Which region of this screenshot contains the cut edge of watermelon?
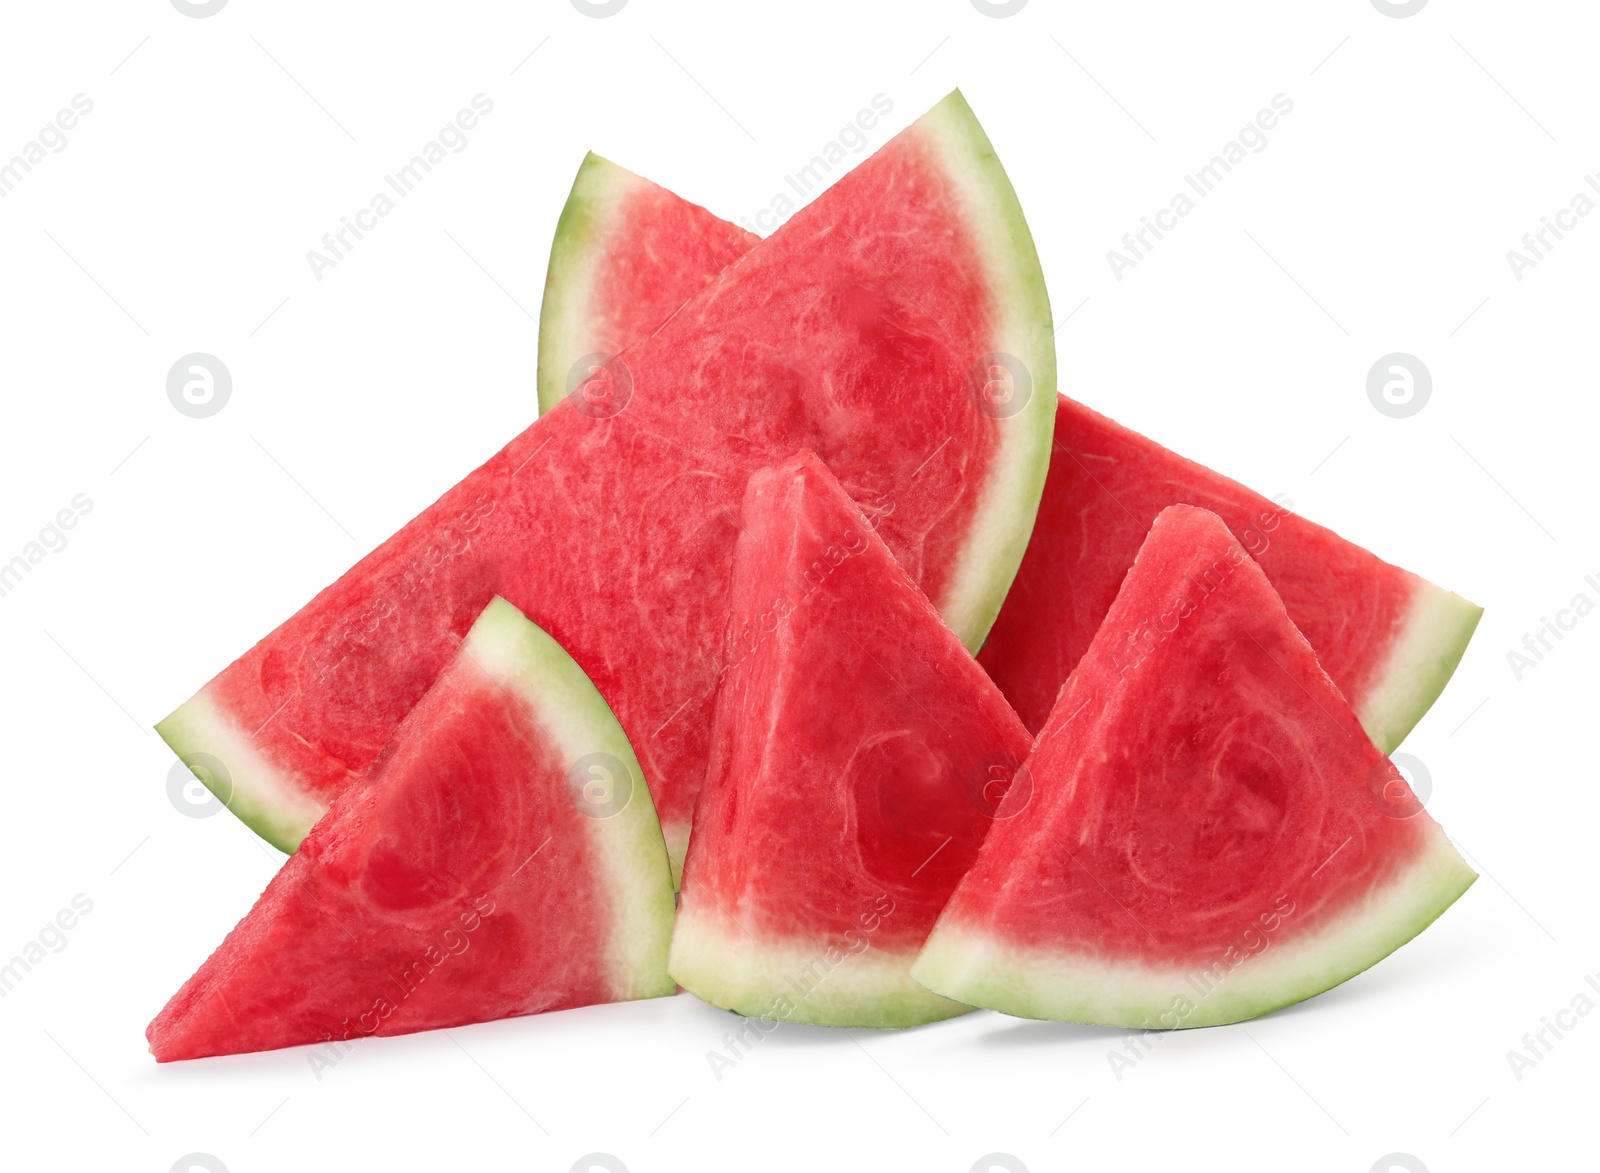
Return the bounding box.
[670,908,972,1029]
[155,690,326,855]
[464,597,678,996]
[1358,581,1483,754]
[909,90,1056,650]
[536,152,638,417]
[911,826,1476,1029]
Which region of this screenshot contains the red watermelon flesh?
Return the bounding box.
[530,169,1478,755]
[913,505,1476,1029]
[978,397,1481,751]
[148,598,675,1062]
[156,91,1058,871]
[669,451,1034,1028]
[536,154,758,415]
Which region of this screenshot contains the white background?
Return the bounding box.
[0,1,1593,1170]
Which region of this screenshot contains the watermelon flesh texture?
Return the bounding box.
[670,451,1034,1028]
[536,153,758,417]
[156,90,1057,872]
[979,397,1481,751]
[912,505,1476,1029]
[532,171,1479,757]
[148,598,676,1062]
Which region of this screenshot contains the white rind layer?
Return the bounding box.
[911,828,1476,1029]
[661,826,689,889]
[1357,578,1483,754]
[669,905,972,1029]
[915,91,1056,651]
[155,688,329,855]
[464,597,676,1000]
[536,153,645,418]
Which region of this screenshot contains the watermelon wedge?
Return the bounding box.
[157,91,1057,871]
[977,398,1482,751]
[670,451,1033,1028]
[148,598,675,1062]
[536,153,758,416]
[912,506,1476,1029]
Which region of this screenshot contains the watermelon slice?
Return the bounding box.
[536,153,758,416]
[156,91,1057,870]
[148,598,675,1061]
[977,398,1482,751]
[912,505,1476,1029]
[669,451,1034,1028]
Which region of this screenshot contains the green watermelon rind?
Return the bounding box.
[462,597,678,1000]
[914,90,1057,651]
[156,692,326,855]
[536,151,641,418]
[669,909,973,1029]
[910,829,1476,1030]
[1360,581,1484,754]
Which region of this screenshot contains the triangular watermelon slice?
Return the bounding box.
[157,91,1057,874]
[536,153,757,415]
[148,598,675,1061]
[978,397,1482,751]
[669,451,1034,1028]
[912,505,1476,1029]
[532,176,1480,755]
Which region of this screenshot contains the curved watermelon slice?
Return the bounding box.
[537,153,758,417]
[912,506,1476,1029]
[670,452,1033,1028]
[148,598,675,1062]
[156,91,1057,871]
[977,398,1482,751]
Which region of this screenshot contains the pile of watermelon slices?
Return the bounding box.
[148,91,1482,1061]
